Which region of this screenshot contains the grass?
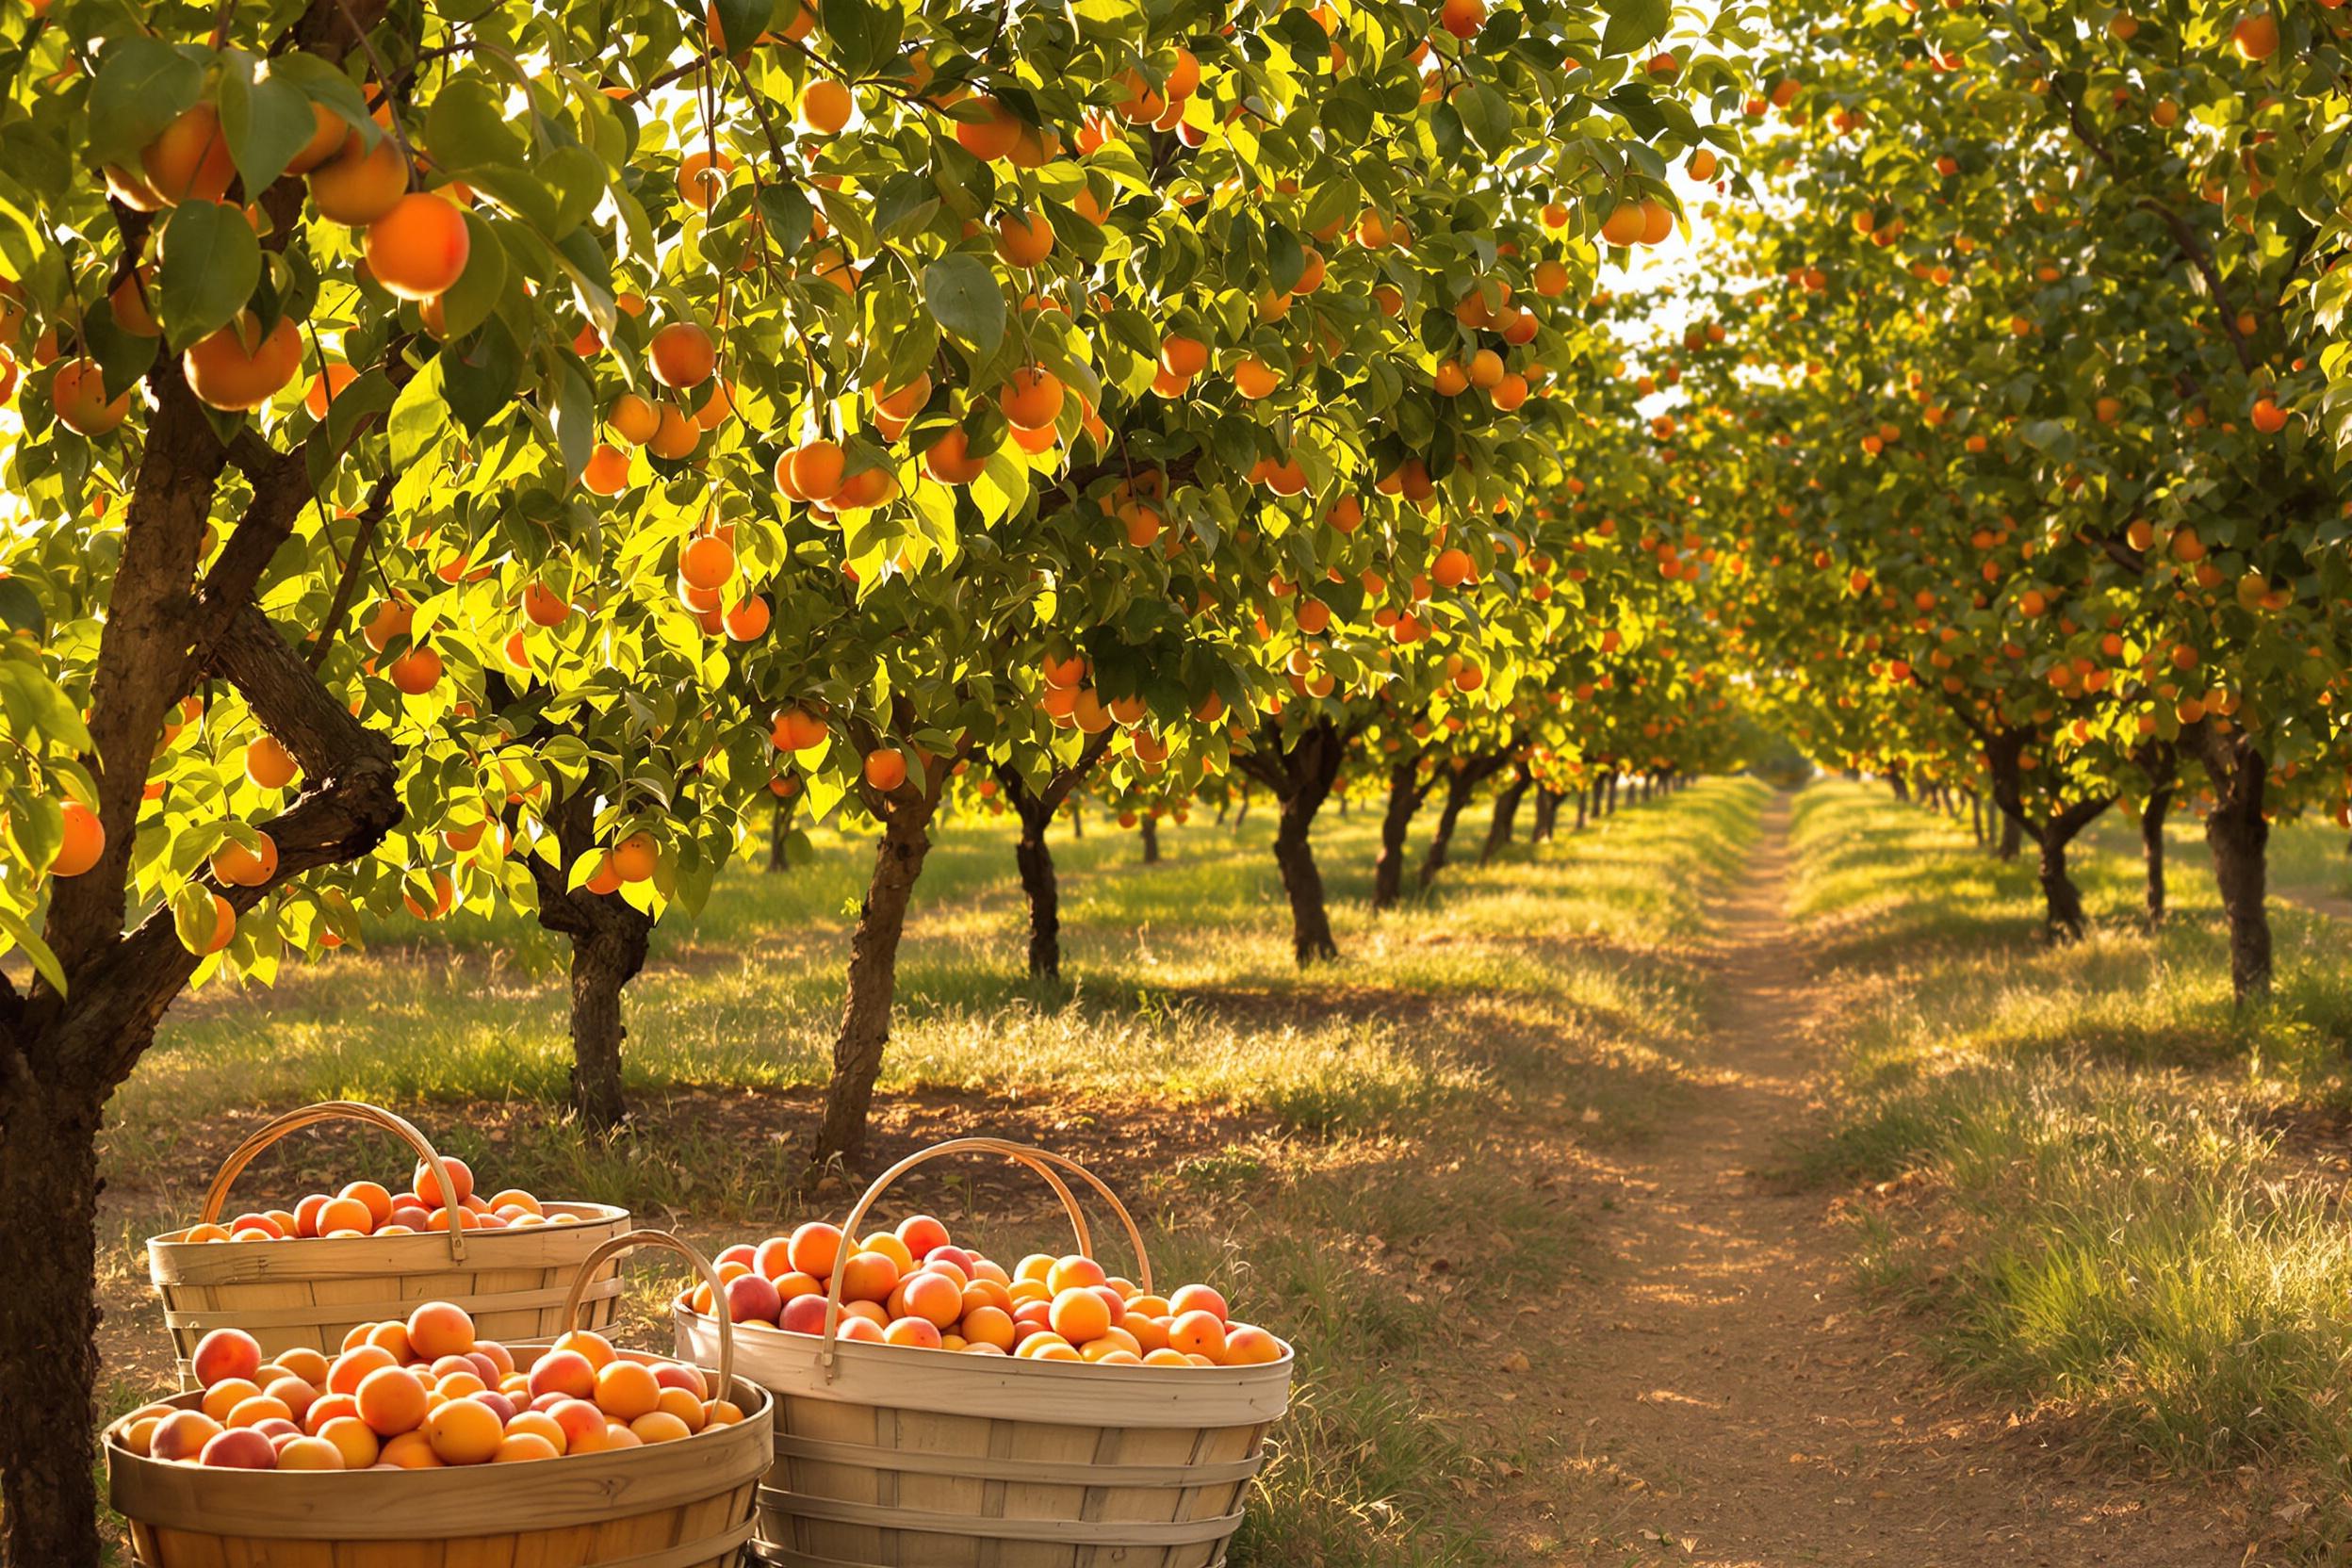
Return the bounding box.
[91,776,1770,1567]
[1788,779,2352,1559]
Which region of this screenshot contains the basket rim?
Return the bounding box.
[674,1300,1294,1428]
[106,1345,774,1539]
[145,1199,633,1252]
[674,1299,1296,1380]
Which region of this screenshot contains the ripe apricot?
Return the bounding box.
[140,105,236,205]
[365,193,470,300]
[648,321,716,388]
[595,1360,662,1422]
[999,366,1065,429]
[953,97,1023,160]
[407,1301,476,1360]
[354,1365,429,1436]
[863,747,908,792]
[413,1155,474,1208]
[50,800,104,877]
[53,357,131,435]
[1233,358,1280,399]
[1167,1309,1227,1361]
[649,401,700,457]
[583,442,633,495]
[995,210,1054,268]
[184,313,302,412]
[677,147,734,210]
[800,79,853,134]
[610,831,658,883]
[923,427,988,484]
[680,533,738,591]
[388,645,442,694]
[608,392,662,445]
[309,131,408,225]
[209,831,277,889]
[317,1415,380,1467]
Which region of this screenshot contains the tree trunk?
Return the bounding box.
[1889,768,1910,803]
[1274,789,1339,961]
[1139,813,1160,863]
[2140,790,2171,927]
[1371,760,1423,912]
[566,919,649,1130]
[1969,792,1984,846]
[1576,790,1589,832]
[2038,833,2086,941]
[0,1073,110,1568]
[1238,718,1353,963]
[768,792,796,872]
[1069,800,1083,839]
[1997,811,2021,860]
[1232,788,1248,832]
[1013,802,1059,981]
[1418,775,1476,892]
[1532,787,1560,842]
[528,784,657,1132]
[1480,767,1533,864]
[1606,772,1620,814]
[2191,725,2273,1004]
[815,793,940,1165]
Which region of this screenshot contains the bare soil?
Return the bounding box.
[1443,794,2248,1567]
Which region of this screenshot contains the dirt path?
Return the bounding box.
[1486,793,2243,1567]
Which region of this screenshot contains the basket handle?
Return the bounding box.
[817,1136,1153,1376]
[197,1100,469,1263]
[561,1228,735,1403]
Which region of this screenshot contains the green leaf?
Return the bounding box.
[0,906,65,996]
[0,659,90,752]
[757,184,815,259]
[1456,82,1511,155]
[423,75,528,173]
[824,0,903,79]
[923,254,1005,356]
[155,201,261,351]
[268,52,376,135]
[433,210,510,342]
[86,38,203,169]
[215,50,318,197]
[389,353,451,472]
[1600,0,1673,57]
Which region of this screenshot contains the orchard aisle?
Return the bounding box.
[1478,793,2235,1567]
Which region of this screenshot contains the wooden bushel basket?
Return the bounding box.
[676,1137,1294,1568]
[147,1100,630,1383]
[110,1228,775,1568]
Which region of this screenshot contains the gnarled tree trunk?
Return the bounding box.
[816,790,942,1165]
[1418,751,1511,893]
[2132,743,2178,928]
[1532,786,1560,842]
[1011,801,1059,979]
[2190,722,2272,1004]
[1370,758,1429,912]
[994,735,1110,984]
[1480,764,1533,864]
[1238,716,1358,963]
[528,785,656,1131]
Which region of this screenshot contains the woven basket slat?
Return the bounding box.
[117,1233,771,1568]
[681,1139,1294,1568]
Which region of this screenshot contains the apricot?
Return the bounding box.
[140,105,236,205]
[998,366,1065,429]
[183,313,302,412]
[594,1360,662,1422]
[365,193,470,300]
[407,1301,476,1360]
[355,1365,428,1436]
[863,747,908,792]
[649,321,716,387]
[209,831,278,889]
[309,130,408,224]
[788,1221,844,1277]
[53,357,130,436]
[800,79,853,134]
[51,800,104,876]
[412,1155,473,1207]
[425,1396,502,1464]
[680,533,737,590]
